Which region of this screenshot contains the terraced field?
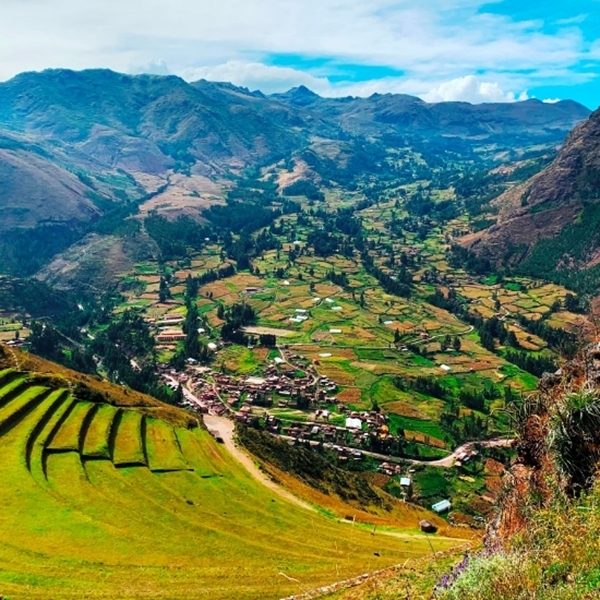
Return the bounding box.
[0,364,468,599]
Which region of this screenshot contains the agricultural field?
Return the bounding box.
[0,351,470,600]
[106,173,586,459]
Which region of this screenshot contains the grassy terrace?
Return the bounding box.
[145,416,189,471]
[82,403,119,458]
[112,409,146,466]
[47,400,95,452]
[0,361,470,599]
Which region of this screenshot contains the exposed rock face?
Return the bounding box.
[462,108,600,265]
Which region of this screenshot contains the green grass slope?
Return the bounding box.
[0,347,468,599]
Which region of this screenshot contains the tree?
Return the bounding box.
[173,384,184,405]
[507,330,520,348]
[479,330,495,352]
[216,304,225,320]
[159,277,171,303]
[440,334,452,352]
[394,329,401,344]
[452,336,462,352]
[185,275,199,301]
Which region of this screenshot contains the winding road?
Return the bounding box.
[269,432,514,468]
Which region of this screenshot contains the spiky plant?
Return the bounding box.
[548,389,600,494]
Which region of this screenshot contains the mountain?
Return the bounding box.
[0,131,99,231]
[461,107,600,294]
[0,69,328,174]
[0,68,591,280]
[271,89,590,140]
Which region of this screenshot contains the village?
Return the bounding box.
[156,348,482,516]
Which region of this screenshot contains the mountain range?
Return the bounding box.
[0,68,592,281]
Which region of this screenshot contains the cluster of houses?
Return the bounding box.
[160,362,459,519]
[213,368,319,408]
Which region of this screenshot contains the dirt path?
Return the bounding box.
[271,432,514,468]
[426,438,513,467]
[203,414,315,512]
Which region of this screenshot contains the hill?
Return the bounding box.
[461,107,600,295]
[0,343,469,599]
[0,69,590,280]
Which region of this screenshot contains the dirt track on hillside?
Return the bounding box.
[203,414,315,512]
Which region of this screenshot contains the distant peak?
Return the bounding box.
[289,85,319,97]
[270,85,321,106]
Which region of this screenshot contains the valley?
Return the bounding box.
[26,133,591,526]
[0,347,470,599]
[0,68,598,599]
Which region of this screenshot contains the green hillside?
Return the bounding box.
[0,350,466,599]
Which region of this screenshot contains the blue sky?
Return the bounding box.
[0,0,598,106]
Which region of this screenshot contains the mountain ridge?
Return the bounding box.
[461,106,600,293]
[0,67,591,279]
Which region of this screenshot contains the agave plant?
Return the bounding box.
[548,389,600,494]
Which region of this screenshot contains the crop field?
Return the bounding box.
[82,403,119,458]
[103,164,591,459]
[0,366,469,600]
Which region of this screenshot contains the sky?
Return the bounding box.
[0,0,599,107]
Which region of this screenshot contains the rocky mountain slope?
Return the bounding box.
[461,107,600,293]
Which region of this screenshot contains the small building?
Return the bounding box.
[156,331,186,343]
[432,499,452,514]
[345,417,362,430]
[400,477,412,488]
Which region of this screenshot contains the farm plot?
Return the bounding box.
[112,410,146,466]
[145,417,189,472]
[47,401,96,452]
[83,404,120,458]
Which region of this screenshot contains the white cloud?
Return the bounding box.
[0,0,597,102]
[543,98,562,104]
[129,59,171,76]
[422,75,529,103]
